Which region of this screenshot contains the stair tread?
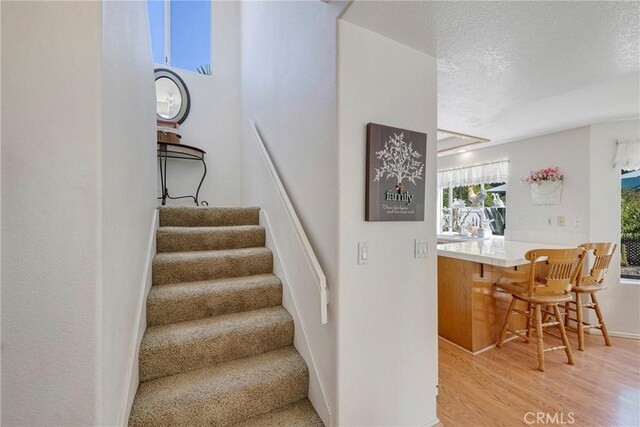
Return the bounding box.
[158,225,264,232]
[159,206,260,211]
[159,206,260,227]
[142,306,292,351]
[147,274,282,325]
[157,225,266,252]
[129,347,308,427]
[152,247,273,285]
[232,399,323,427]
[140,306,294,381]
[154,247,271,261]
[149,273,281,298]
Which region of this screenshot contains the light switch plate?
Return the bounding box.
[358,242,369,265]
[415,239,428,258]
[557,216,565,227]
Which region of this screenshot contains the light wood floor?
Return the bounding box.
[437,333,640,426]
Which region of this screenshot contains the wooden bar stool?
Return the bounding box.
[497,248,585,372]
[564,242,616,351]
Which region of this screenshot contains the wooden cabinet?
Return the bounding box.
[438,256,528,353]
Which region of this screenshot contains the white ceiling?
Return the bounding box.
[342,1,436,56]
[343,1,640,153]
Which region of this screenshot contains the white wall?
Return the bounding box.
[0,1,3,420]
[438,127,591,246]
[101,1,157,425]
[337,20,439,426]
[240,1,349,423]
[589,120,640,336]
[161,1,242,207]
[1,2,103,424]
[241,0,349,293]
[2,1,157,424]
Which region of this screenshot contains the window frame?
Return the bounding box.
[149,0,214,74]
[438,183,507,236]
[620,169,640,282]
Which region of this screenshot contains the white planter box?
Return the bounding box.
[530,180,563,205]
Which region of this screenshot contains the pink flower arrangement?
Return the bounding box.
[521,166,564,185]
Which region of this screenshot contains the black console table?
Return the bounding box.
[157,141,208,206]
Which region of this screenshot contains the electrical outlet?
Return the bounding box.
[414,239,428,258]
[574,216,581,228]
[557,216,565,227]
[358,242,369,265]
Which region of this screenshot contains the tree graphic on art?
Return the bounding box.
[373,132,424,194]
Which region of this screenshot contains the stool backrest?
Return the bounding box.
[578,242,617,285]
[525,248,585,296]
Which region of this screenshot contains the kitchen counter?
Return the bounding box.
[437,237,571,268]
[437,232,491,244]
[437,237,574,353]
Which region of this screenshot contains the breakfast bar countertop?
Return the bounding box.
[437,237,572,267]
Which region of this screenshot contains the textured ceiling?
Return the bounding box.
[343,1,640,151]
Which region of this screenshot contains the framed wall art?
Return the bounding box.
[366,123,427,221]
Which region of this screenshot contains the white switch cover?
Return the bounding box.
[415,239,428,258]
[358,242,369,265]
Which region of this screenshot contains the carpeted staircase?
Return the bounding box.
[129,206,323,426]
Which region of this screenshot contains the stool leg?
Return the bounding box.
[564,301,570,327]
[576,293,584,351]
[591,292,612,347]
[535,304,545,372]
[498,297,516,348]
[526,302,533,341]
[554,304,574,365]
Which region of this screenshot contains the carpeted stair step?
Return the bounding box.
[231,399,323,427]
[157,225,265,253]
[140,306,294,381]
[129,346,309,427]
[153,247,273,285]
[147,274,282,326]
[159,206,260,227]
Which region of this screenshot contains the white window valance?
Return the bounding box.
[614,138,640,171]
[438,160,509,189]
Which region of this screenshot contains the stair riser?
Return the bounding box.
[232,399,323,427]
[129,352,309,427]
[157,228,265,252]
[153,252,273,285]
[159,207,259,227]
[147,281,282,326]
[140,318,294,381]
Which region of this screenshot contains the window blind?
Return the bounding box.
[438,160,509,189]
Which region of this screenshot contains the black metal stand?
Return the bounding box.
[157,142,208,206]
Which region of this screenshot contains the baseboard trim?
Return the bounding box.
[438,335,518,356]
[119,208,158,425]
[609,331,640,339]
[260,210,332,426]
[586,329,640,340]
[425,417,440,427]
